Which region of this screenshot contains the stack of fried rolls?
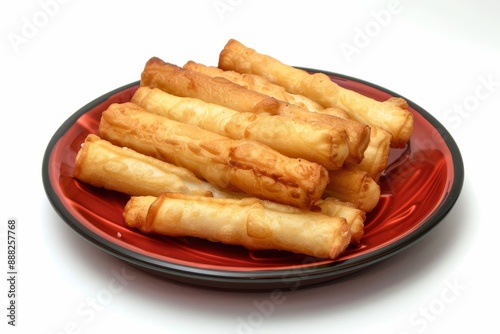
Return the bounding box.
[98,102,329,209]
[218,39,413,149]
[73,39,414,260]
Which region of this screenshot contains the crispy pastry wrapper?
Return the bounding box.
[183,60,325,112]
[141,57,280,115]
[315,197,365,244]
[352,125,392,181]
[182,61,371,165]
[315,104,391,180]
[73,134,241,198]
[98,102,329,209]
[124,193,351,260]
[132,86,348,170]
[218,39,413,148]
[141,57,370,164]
[324,166,381,213]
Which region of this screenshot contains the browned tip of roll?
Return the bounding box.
[123,196,156,232]
[130,86,151,105]
[218,39,241,69]
[345,123,372,165]
[386,97,409,109]
[392,111,414,149]
[72,134,94,179]
[144,56,167,68]
[329,218,351,260]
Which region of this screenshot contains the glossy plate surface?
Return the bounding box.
[42,69,464,290]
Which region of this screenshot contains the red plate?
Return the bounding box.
[42,69,464,290]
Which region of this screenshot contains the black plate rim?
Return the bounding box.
[42,69,464,290]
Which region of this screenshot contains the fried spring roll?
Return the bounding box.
[315,197,365,244]
[72,134,246,198]
[132,86,349,170]
[184,61,356,123]
[141,57,280,115]
[98,102,329,209]
[182,60,370,165]
[73,134,213,197]
[122,195,156,229]
[324,166,381,213]
[218,39,413,148]
[183,60,325,112]
[124,193,351,260]
[141,57,370,164]
[353,126,392,181]
[316,106,392,181]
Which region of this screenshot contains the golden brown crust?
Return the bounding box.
[124,193,351,260]
[131,86,349,170]
[69,44,415,260]
[141,57,282,115]
[315,197,365,244]
[313,106,391,180]
[183,60,325,112]
[73,134,213,197]
[351,125,392,182]
[141,57,370,163]
[218,39,413,148]
[314,110,372,165]
[98,102,329,209]
[123,195,157,232]
[323,165,381,213]
[182,61,373,166]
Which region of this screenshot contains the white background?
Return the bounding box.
[1,0,499,333]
